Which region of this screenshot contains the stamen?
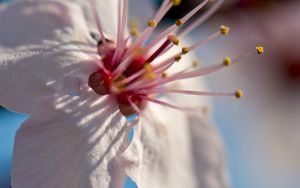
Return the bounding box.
[235,89,244,98]
[182,47,189,54]
[192,59,201,68]
[146,0,210,50]
[112,47,146,77]
[145,37,173,63]
[189,26,228,51]
[143,63,157,80]
[179,0,224,37]
[161,72,168,78]
[256,46,264,55]
[148,20,157,27]
[111,0,128,65]
[220,25,230,35]
[171,0,182,6]
[89,0,107,46]
[223,57,231,66]
[139,88,236,97]
[141,96,198,112]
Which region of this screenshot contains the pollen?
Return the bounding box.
[148,20,157,27]
[220,25,230,35]
[176,19,184,27]
[256,46,264,55]
[235,89,244,98]
[171,0,181,6]
[223,57,232,66]
[182,47,189,54]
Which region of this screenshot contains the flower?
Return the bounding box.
[0,0,257,187]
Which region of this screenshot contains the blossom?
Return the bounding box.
[0,0,254,187]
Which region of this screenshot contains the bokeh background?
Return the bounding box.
[1,0,300,188]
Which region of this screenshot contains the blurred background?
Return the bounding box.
[1,0,300,188]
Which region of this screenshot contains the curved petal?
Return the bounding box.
[122,101,229,188]
[72,0,119,38]
[11,94,131,188]
[0,38,99,113]
[0,0,91,47]
[14,0,119,39]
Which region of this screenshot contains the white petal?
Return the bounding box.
[0,39,99,113]
[11,94,131,188]
[73,0,119,38]
[0,1,91,47]
[14,0,120,39]
[123,101,229,188]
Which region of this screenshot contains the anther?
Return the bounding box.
[130,28,140,37]
[192,60,201,68]
[223,57,232,66]
[171,0,181,6]
[168,34,179,45]
[182,47,189,54]
[148,20,157,27]
[235,89,244,98]
[256,46,264,55]
[176,19,184,27]
[220,25,230,35]
[144,63,156,80]
[161,72,168,78]
[175,54,182,62]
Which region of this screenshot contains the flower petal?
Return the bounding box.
[0,38,99,113]
[0,0,91,47]
[14,0,120,39]
[123,103,229,188]
[11,94,131,188]
[71,0,119,38]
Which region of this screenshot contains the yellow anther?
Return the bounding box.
[192,59,201,68]
[144,63,156,80]
[235,89,244,98]
[161,72,168,78]
[202,106,210,114]
[176,19,183,26]
[223,57,232,66]
[182,47,189,54]
[256,46,264,55]
[148,20,157,27]
[168,34,179,45]
[130,28,140,37]
[171,0,181,6]
[220,25,230,35]
[175,54,182,62]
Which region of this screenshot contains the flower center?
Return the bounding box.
[89,43,151,116]
[87,0,263,117]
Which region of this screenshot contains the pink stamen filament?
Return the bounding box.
[121,0,172,61]
[89,0,107,46]
[146,0,210,50]
[145,39,172,63]
[139,88,235,97]
[141,96,199,112]
[189,31,220,51]
[179,0,224,37]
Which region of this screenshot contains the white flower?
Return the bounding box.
[0,0,237,187]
